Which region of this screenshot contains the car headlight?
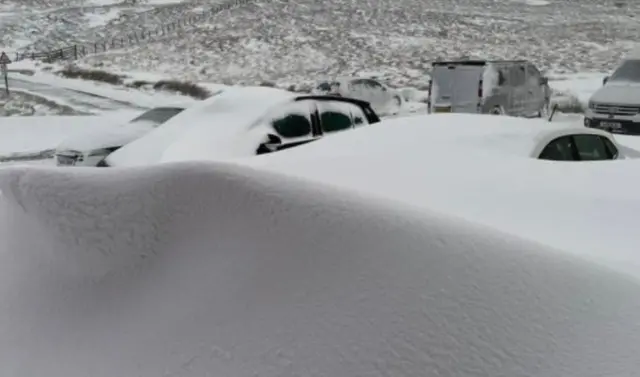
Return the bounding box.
[588,101,595,109]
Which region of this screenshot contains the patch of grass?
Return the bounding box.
[126,80,154,89]
[56,67,125,85]
[152,80,211,99]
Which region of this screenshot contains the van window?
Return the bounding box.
[609,60,640,82]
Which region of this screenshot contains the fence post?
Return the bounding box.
[74,45,78,59]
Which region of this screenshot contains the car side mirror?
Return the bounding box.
[539,77,548,85]
[256,133,282,155]
[603,76,609,85]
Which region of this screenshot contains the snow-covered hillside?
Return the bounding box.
[2,0,638,88]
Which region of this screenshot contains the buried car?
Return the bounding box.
[312,77,404,116]
[101,86,380,167]
[55,105,187,166]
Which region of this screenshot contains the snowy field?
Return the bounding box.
[0,0,636,88]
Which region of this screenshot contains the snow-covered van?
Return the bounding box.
[428,60,550,118]
[585,51,640,135]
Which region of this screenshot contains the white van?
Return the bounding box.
[585,51,640,135]
[428,60,550,118]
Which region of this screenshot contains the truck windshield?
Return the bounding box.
[609,60,640,82]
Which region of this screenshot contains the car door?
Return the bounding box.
[508,64,527,116]
[525,63,545,115]
[316,100,366,135]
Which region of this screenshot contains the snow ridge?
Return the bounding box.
[0,162,639,376]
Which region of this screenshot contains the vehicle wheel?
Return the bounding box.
[489,106,505,115]
[394,95,402,107]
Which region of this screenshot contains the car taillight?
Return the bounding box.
[478,80,483,99]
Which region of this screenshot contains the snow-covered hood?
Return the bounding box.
[590,81,640,105]
[56,120,157,153]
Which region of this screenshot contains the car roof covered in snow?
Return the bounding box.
[105,86,296,167]
[364,114,617,159]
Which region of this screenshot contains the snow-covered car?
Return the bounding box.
[311,77,404,116]
[253,113,636,162]
[100,87,381,167]
[55,106,186,167]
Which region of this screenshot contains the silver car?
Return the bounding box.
[428,60,551,118]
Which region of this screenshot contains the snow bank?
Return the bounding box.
[549,73,607,107]
[244,114,640,277]
[107,86,295,167]
[1,162,640,376]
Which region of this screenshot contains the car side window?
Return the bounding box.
[352,78,383,90]
[317,101,365,133]
[268,101,314,138]
[602,137,619,159]
[539,136,577,160]
[572,134,613,160]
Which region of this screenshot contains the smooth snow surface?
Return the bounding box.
[56,119,157,151]
[0,113,136,157]
[1,162,640,376]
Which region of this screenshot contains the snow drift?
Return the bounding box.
[244,114,640,277]
[1,163,640,376]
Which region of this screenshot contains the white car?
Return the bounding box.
[311,77,404,116]
[101,86,381,167]
[55,106,186,167]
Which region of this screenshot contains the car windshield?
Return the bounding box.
[609,60,640,82]
[130,107,185,124]
[316,81,340,92]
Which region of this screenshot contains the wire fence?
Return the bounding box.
[13,0,254,63]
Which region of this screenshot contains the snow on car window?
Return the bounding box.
[609,60,640,82]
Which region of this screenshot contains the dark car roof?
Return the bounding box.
[432,59,530,66]
[293,95,373,108]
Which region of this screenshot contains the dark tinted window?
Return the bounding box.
[130,107,184,124]
[573,134,613,160]
[351,79,384,89]
[272,114,312,138]
[539,136,576,160]
[320,111,352,132]
[609,60,640,82]
[316,81,340,92]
